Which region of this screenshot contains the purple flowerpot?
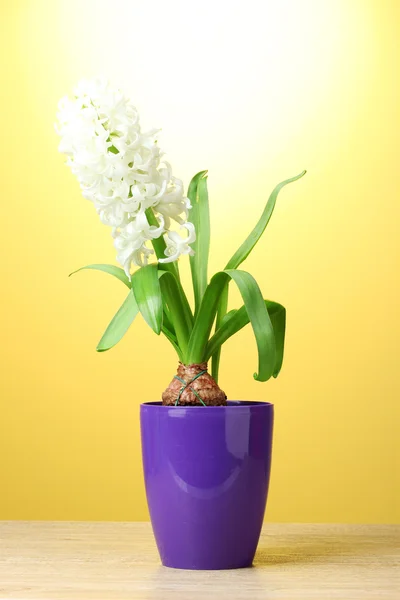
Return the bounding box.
[140,401,274,570]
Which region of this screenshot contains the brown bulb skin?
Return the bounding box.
[162,362,227,406]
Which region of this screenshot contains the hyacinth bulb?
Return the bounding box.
[162,363,227,406]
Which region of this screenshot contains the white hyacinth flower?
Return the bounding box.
[160,222,196,264]
[56,77,195,276]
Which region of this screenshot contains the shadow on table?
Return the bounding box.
[254,528,399,566]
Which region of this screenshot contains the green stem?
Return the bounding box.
[161,323,184,362]
[159,273,190,359]
[145,209,179,279]
[145,208,194,361]
[211,282,228,383]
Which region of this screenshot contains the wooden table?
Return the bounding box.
[0,522,398,599]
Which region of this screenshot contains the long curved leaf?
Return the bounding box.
[207,305,249,358]
[268,301,286,377]
[225,170,306,269]
[131,264,163,335]
[161,324,184,362]
[161,304,175,335]
[69,264,131,288]
[146,208,194,333]
[96,289,139,352]
[158,269,192,359]
[152,269,184,361]
[188,170,210,316]
[160,308,184,361]
[211,284,228,382]
[206,300,286,377]
[211,170,305,381]
[220,309,238,328]
[187,269,276,382]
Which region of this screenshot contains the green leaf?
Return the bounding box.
[266,301,286,377]
[154,270,185,361]
[211,283,228,382]
[220,309,238,328]
[210,308,238,383]
[225,170,306,270]
[206,300,286,377]
[146,208,194,336]
[69,264,131,288]
[161,305,175,336]
[187,270,276,382]
[96,289,139,352]
[188,170,210,316]
[207,306,248,358]
[161,324,184,363]
[158,269,192,359]
[211,170,305,382]
[131,264,163,335]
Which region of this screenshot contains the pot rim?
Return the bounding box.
[141,400,273,410]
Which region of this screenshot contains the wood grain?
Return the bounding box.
[0,522,398,599]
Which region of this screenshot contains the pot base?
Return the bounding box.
[161,559,254,571]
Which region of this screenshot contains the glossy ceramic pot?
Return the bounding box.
[140,401,274,570]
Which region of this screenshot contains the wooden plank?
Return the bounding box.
[0,522,398,599]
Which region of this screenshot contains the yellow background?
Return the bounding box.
[0,0,399,523]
